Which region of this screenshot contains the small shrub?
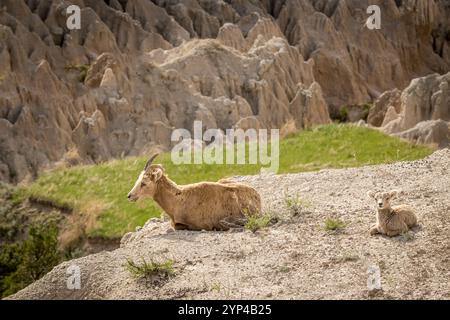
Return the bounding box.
[0,222,60,298]
[324,218,346,231]
[210,282,221,292]
[65,64,90,82]
[245,212,277,233]
[278,265,291,273]
[126,257,174,279]
[333,253,359,264]
[284,193,310,216]
[337,106,349,123]
[362,104,372,121]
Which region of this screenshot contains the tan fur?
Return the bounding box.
[367,190,417,237]
[128,164,261,231]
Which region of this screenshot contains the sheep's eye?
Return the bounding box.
[141,181,147,187]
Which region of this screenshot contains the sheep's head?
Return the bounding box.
[127,154,164,202]
[367,190,398,210]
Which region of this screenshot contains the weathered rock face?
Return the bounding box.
[371,72,450,147]
[393,120,450,148]
[367,89,402,127]
[0,0,449,182]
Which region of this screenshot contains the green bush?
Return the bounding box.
[245,212,277,233]
[0,223,60,298]
[337,106,349,123]
[324,218,346,231]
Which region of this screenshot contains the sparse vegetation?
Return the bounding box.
[65,64,90,82]
[398,231,415,242]
[337,106,349,123]
[332,253,360,263]
[361,104,372,121]
[0,222,61,298]
[335,104,372,122]
[13,125,432,238]
[125,257,175,279]
[278,265,291,273]
[210,282,222,292]
[284,193,310,216]
[245,212,277,233]
[324,218,346,231]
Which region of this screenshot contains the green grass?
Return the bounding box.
[244,212,276,233]
[14,124,432,238]
[324,218,346,231]
[125,258,174,279]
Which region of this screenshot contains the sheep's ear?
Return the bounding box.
[367,190,376,199]
[389,190,398,199]
[151,168,163,182]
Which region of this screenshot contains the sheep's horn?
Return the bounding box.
[144,153,159,171]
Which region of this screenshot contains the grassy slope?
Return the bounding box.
[14,125,432,238]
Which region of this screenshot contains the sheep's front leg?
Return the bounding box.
[370,225,380,236]
[172,221,189,230]
[170,219,187,230]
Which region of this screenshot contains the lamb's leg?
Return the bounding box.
[385,222,408,237]
[385,229,400,237]
[406,214,418,228]
[369,225,380,236]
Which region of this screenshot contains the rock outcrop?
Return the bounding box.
[1,0,449,182]
[369,72,450,147]
[393,120,450,148]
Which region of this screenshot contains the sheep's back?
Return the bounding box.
[393,204,417,227]
[180,182,260,230]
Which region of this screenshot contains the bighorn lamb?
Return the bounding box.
[367,190,417,237]
[127,154,262,231]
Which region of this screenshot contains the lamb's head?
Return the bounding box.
[367,190,398,210]
[127,154,164,202]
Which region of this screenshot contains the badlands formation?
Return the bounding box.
[0,0,449,183]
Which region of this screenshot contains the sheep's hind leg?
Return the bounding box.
[385,229,401,237]
[386,224,407,237]
[370,225,380,236]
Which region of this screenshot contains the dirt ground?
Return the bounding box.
[8,149,450,300]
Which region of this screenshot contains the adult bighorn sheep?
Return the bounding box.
[127,154,262,231]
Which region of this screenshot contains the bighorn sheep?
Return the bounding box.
[367,190,417,237]
[127,154,262,231]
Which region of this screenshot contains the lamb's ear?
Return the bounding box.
[367,190,376,199]
[151,168,163,182]
[389,190,398,199]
